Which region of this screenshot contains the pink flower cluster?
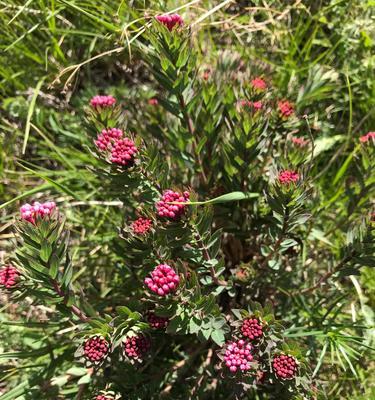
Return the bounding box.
[251,77,267,91]
[156,14,183,31]
[156,190,190,220]
[148,98,158,106]
[272,354,298,380]
[278,100,294,118]
[90,95,116,108]
[278,170,299,185]
[20,201,56,224]
[0,265,20,289]
[144,264,180,296]
[147,312,169,329]
[123,335,151,359]
[224,339,254,373]
[96,396,112,400]
[202,68,211,81]
[131,217,152,235]
[360,131,375,143]
[291,136,309,147]
[94,128,138,166]
[239,100,263,111]
[83,336,110,363]
[241,318,263,340]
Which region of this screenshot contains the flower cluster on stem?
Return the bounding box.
[144,264,180,296]
[123,335,151,360]
[224,339,254,373]
[90,95,116,109]
[94,128,138,166]
[0,264,20,289]
[156,14,183,31]
[20,201,56,224]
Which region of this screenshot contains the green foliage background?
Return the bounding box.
[0,1,374,399]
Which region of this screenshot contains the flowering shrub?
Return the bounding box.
[1,8,374,400]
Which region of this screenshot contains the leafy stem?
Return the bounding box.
[51,279,89,323]
[194,231,228,287]
[177,94,208,185]
[260,206,290,269]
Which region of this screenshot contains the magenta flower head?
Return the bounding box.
[252,101,263,111]
[251,77,267,91]
[144,264,180,296]
[131,217,152,235]
[272,354,298,380]
[96,396,113,400]
[123,334,151,360]
[20,201,57,224]
[94,128,138,167]
[156,13,183,31]
[238,100,263,111]
[202,68,211,81]
[0,264,20,289]
[360,131,375,143]
[147,312,169,329]
[223,339,254,373]
[241,318,263,341]
[90,95,116,109]
[238,99,249,108]
[83,336,110,363]
[278,170,299,185]
[148,98,158,106]
[156,190,189,220]
[291,136,309,147]
[278,100,294,118]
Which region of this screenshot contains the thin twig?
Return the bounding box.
[52,280,89,323]
[195,232,228,286]
[298,254,354,294]
[259,206,289,269]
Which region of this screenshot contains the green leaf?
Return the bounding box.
[66,367,87,377]
[77,374,92,385]
[313,135,345,157]
[332,146,359,185]
[189,317,201,334]
[178,191,259,206]
[49,254,60,279]
[40,241,52,263]
[116,306,132,316]
[211,329,225,346]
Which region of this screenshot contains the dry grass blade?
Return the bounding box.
[22,77,45,154]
